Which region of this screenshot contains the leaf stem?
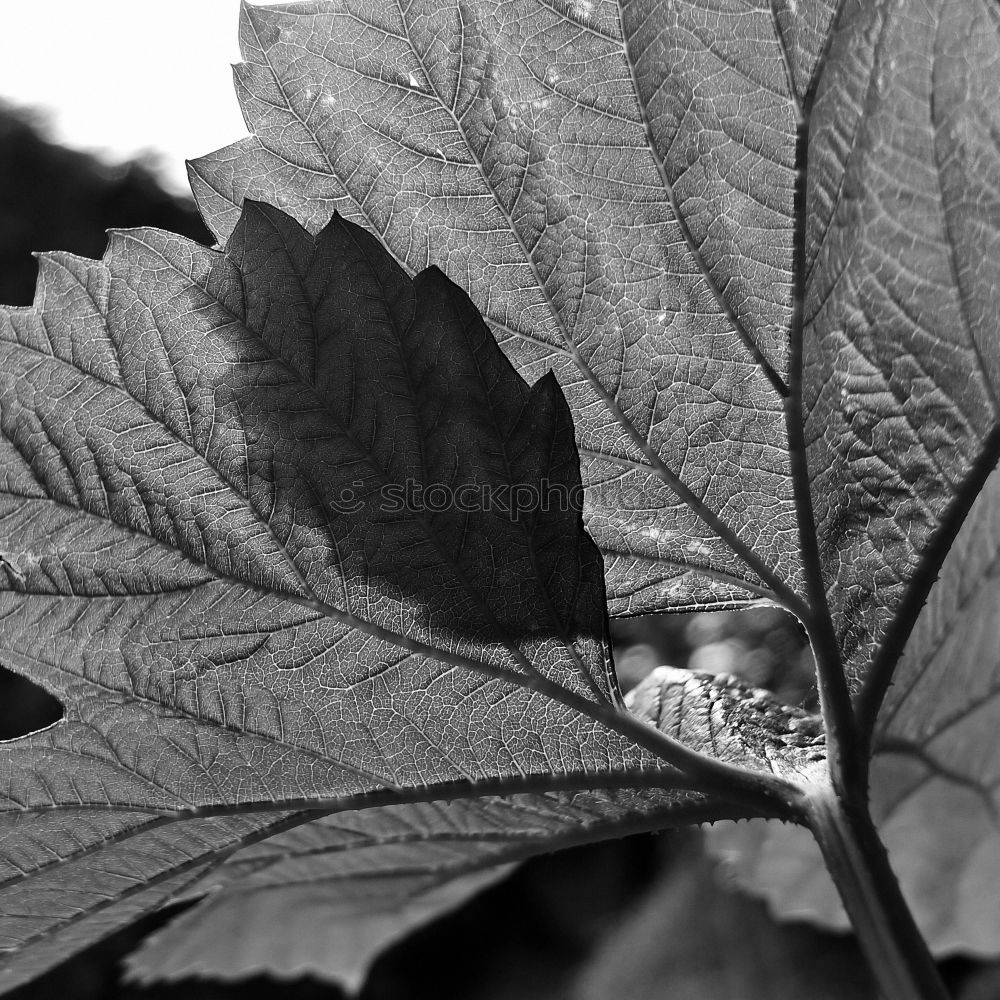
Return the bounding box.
[782,8,866,799]
[804,787,951,1000]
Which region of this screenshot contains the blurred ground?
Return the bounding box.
[0,105,986,1000]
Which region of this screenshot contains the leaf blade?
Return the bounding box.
[0,199,816,983]
[803,0,1000,683]
[0,809,298,993]
[124,791,704,992]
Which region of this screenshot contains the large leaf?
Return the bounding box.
[708,460,1000,956]
[3,0,999,986]
[191,0,1000,690]
[0,202,813,984]
[185,0,1000,965]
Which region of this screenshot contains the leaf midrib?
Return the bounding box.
[0,790,761,963]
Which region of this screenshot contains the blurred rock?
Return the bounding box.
[614,643,661,692]
[684,610,736,647]
[688,638,747,677]
[733,646,776,687]
[610,612,693,666]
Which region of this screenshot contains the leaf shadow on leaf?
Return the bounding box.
[189,198,611,683]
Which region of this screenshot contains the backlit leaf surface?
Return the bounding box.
[0,203,810,985]
[2,0,999,986]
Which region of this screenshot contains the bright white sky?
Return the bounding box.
[0,1,265,196]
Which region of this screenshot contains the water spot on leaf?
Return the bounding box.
[253,17,282,50]
[0,664,63,739]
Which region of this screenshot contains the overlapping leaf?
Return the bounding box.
[191,0,1000,691]
[0,809,297,994]
[0,201,814,984]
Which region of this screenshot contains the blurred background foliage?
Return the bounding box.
[0,103,990,1000]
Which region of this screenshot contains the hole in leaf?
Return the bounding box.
[611,607,815,708]
[0,663,63,739]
